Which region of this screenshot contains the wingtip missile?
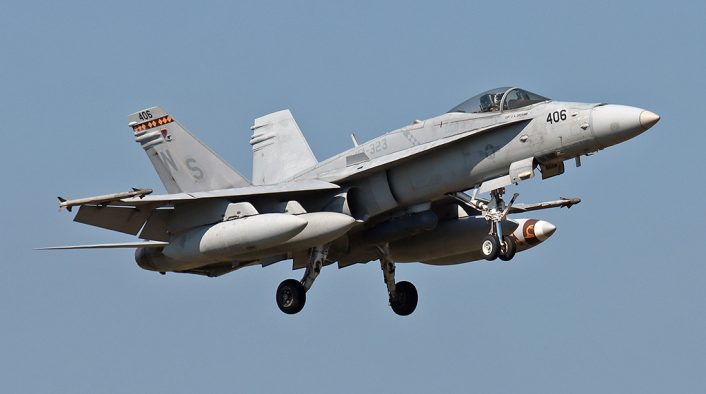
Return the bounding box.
[559,197,581,208]
[58,188,153,211]
[57,196,71,212]
[131,187,152,199]
[509,197,582,213]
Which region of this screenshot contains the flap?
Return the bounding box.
[74,205,153,235]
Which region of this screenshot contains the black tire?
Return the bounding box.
[481,235,500,261]
[390,281,418,316]
[276,279,306,314]
[498,235,517,261]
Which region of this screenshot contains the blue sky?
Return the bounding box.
[1,1,704,393]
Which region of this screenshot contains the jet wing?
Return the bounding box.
[119,179,339,206]
[319,119,530,183]
[58,179,340,210]
[57,179,340,238]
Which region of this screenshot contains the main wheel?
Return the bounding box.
[390,281,418,316]
[498,235,517,261]
[276,279,306,314]
[481,235,500,261]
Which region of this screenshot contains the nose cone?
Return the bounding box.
[640,110,660,129]
[591,105,659,147]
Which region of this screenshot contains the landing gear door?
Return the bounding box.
[509,157,536,184]
[479,157,536,193]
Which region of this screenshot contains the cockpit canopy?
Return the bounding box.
[448,87,549,114]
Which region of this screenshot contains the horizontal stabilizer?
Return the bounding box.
[35,241,168,250]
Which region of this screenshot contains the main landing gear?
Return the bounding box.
[378,244,418,316]
[275,245,329,314]
[275,244,418,316]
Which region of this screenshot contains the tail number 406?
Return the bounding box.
[138,110,153,121]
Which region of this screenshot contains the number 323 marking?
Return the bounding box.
[366,139,388,155]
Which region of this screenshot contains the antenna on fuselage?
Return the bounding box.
[350,133,359,147]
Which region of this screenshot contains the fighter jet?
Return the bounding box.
[41,87,659,315]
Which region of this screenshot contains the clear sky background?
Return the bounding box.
[1,1,704,393]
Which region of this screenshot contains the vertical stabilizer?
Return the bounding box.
[129,107,249,193]
[250,110,318,185]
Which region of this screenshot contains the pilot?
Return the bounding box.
[492,93,503,110]
[480,93,503,112]
[480,94,493,112]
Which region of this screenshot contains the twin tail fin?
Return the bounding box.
[128,107,250,193]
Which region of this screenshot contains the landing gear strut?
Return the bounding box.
[276,245,329,314]
[479,188,518,261]
[378,244,418,316]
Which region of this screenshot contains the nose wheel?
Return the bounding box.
[481,235,500,260]
[452,188,519,262]
[481,189,518,261]
[480,233,516,261]
[498,235,517,261]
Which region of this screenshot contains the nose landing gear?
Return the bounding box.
[453,188,519,262]
[480,188,518,261]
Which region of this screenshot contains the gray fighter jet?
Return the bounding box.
[42,87,659,315]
